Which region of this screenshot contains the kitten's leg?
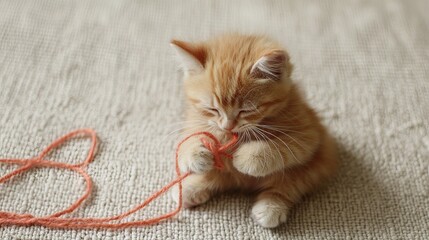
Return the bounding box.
[251,191,290,228]
[173,129,236,207]
[233,141,284,177]
[251,134,338,228]
[171,172,232,208]
[177,136,214,174]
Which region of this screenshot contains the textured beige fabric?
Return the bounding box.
[1,0,428,239]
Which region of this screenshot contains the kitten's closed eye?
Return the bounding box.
[239,109,257,116]
[205,107,220,115]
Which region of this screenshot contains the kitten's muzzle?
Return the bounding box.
[221,119,236,131]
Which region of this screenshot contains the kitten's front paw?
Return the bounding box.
[233,142,277,177]
[251,199,289,228]
[179,144,214,174]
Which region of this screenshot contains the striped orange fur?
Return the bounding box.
[171,33,339,228]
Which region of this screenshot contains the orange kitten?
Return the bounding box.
[170,34,338,228]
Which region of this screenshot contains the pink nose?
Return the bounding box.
[223,120,236,131]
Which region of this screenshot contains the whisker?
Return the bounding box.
[165,123,207,138]
[256,125,314,152]
[254,126,299,164]
[164,120,206,128]
[253,127,283,165]
[248,128,268,171]
[254,126,288,180]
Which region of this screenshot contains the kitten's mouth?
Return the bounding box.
[218,128,235,134]
[214,126,238,135]
[211,122,248,134]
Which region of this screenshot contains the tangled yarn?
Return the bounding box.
[0,129,238,229]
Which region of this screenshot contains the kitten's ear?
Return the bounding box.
[170,40,207,75]
[250,50,288,81]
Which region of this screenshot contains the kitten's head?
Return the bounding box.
[172,34,293,134]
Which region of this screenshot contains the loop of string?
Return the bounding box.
[0,129,238,229]
[200,133,236,170]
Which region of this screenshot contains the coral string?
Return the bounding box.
[0,129,238,229]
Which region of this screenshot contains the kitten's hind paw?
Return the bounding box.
[251,198,289,228]
[171,180,211,208]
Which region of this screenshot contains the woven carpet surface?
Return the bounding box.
[0,0,428,239]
